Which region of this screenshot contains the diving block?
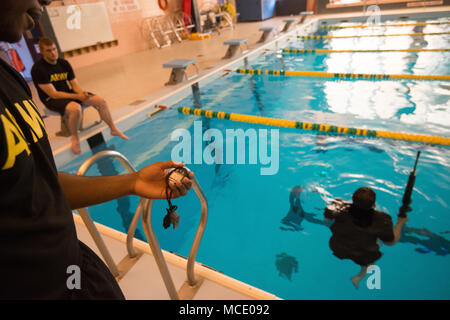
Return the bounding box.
[223,39,248,59]
[163,59,198,85]
[282,18,298,32]
[258,27,275,43]
[299,11,313,24]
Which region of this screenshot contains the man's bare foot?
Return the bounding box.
[71,136,81,154]
[111,129,129,140]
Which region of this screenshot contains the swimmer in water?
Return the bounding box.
[324,187,408,289]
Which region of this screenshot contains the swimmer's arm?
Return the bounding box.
[38,83,84,100]
[383,216,408,246]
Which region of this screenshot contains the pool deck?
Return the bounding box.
[73,214,280,300]
[40,6,449,300]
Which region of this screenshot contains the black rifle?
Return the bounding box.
[399,151,421,218]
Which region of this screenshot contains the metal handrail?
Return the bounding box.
[126,198,145,258]
[142,199,179,299]
[76,150,209,299]
[186,178,208,286]
[142,175,209,289]
[76,151,143,274]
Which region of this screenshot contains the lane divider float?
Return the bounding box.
[235,69,450,81]
[178,107,450,146]
[298,32,450,40]
[320,21,450,29]
[283,48,450,54]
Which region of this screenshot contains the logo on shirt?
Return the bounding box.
[1,99,46,170]
[50,72,68,82]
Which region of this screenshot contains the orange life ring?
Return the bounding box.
[158,0,168,11]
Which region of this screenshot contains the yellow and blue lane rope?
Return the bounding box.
[320,21,450,29]
[235,69,450,81]
[283,48,450,54]
[178,107,450,146]
[298,32,450,39]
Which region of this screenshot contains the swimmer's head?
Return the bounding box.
[39,37,58,64]
[0,1,52,43]
[352,187,376,211]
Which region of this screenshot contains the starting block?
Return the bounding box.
[258,27,275,43]
[223,39,248,59]
[282,18,298,32]
[299,11,314,24]
[43,105,101,137]
[163,59,198,85]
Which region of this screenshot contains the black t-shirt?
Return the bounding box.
[31,58,75,102]
[0,59,80,298]
[324,199,395,266]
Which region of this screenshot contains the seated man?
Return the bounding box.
[324,187,408,288]
[31,37,128,154]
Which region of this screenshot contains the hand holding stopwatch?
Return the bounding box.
[163,167,191,229]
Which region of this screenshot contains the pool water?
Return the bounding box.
[61,18,450,299]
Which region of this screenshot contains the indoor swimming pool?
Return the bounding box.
[60,16,450,299]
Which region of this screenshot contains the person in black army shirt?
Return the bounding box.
[0,0,193,299]
[31,37,128,154]
[324,187,408,288]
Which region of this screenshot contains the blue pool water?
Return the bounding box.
[61,18,450,299]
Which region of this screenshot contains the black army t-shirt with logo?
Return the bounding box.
[31,58,75,102]
[0,58,82,298]
[0,59,125,299]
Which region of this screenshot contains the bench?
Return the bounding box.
[43,105,101,137]
[163,59,199,85]
[223,39,249,59]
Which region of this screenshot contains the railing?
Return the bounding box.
[75,150,208,299]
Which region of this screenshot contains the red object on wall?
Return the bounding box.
[158,0,169,10]
[8,49,25,72]
[182,0,192,28]
[182,0,191,14]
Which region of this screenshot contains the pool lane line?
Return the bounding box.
[283,48,450,54]
[320,21,450,29]
[298,32,450,39]
[235,69,450,81]
[178,107,450,146]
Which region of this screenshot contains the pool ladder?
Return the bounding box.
[76,150,208,300]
